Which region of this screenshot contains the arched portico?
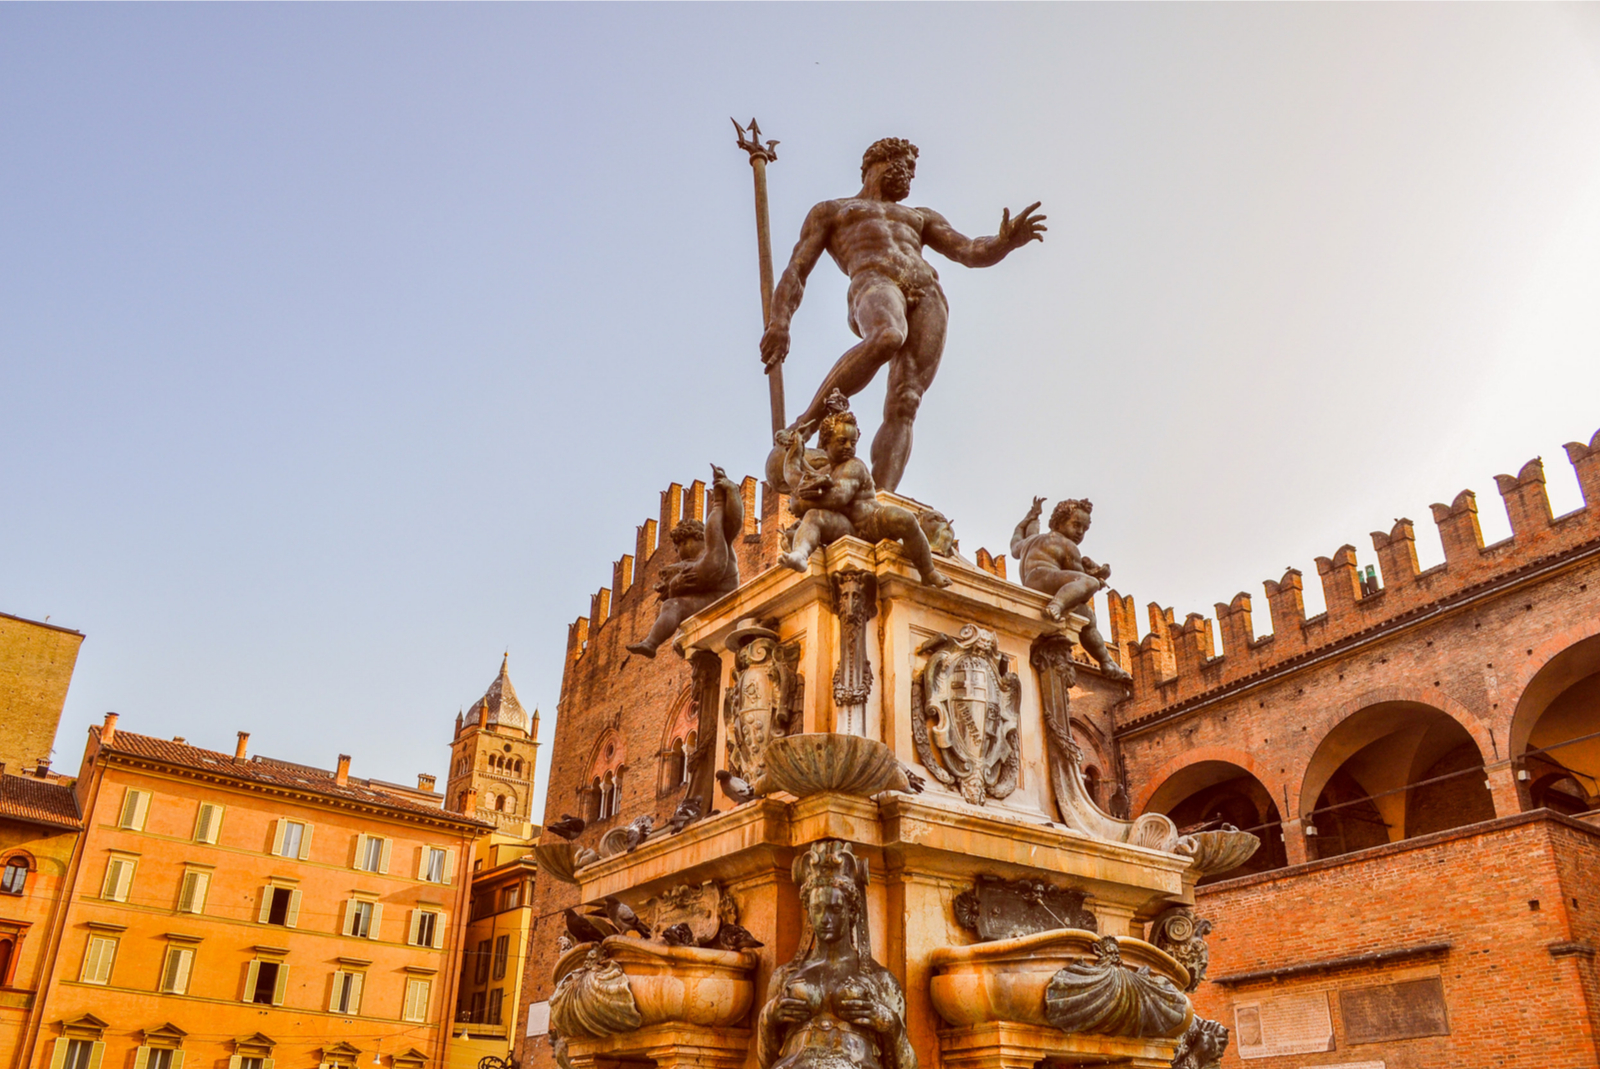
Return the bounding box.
[1508,631,1600,815]
[1139,751,1289,881]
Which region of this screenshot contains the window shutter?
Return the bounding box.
[86,1043,105,1069]
[272,820,287,857]
[228,1057,242,1069]
[196,804,222,844]
[377,838,392,875]
[48,1040,67,1069]
[415,848,428,881]
[342,899,355,936]
[348,971,364,1014]
[367,902,383,940]
[262,1059,274,1069]
[433,910,447,950]
[119,789,141,829]
[185,871,210,914]
[169,1053,185,1069]
[243,961,260,1002]
[272,963,289,1005]
[328,970,345,1012]
[131,790,150,830]
[133,1047,149,1069]
[407,910,421,946]
[79,938,100,982]
[114,859,134,902]
[443,849,456,885]
[286,890,302,928]
[101,860,121,900]
[354,833,369,870]
[178,871,196,913]
[298,823,314,860]
[174,947,194,994]
[257,886,274,924]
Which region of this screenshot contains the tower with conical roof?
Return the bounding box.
[445,654,540,835]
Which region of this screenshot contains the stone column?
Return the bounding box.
[830,568,877,736]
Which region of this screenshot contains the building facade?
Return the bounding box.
[0,613,83,782]
[13,715,490,1069]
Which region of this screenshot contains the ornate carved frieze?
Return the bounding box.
[953,875,1098,942]
[723,619,803,781]
[1149,907,1212,992]
[636,881,739,946]
[1042,936,1192,1039]
[911,625,1021,806]
[830,568,877,735]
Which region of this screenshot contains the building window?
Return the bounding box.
[421,847,450,883]
[401,978,431,1023]
[59,1039,99,1069]
[1,858,28,895]
[100,855,136,902]
[0,937,14,984]
[468,991,485,1023]
[245,960,287,1005]
[238,1058,265,1069]
[345,899,380,939]
[329,969,365,1014]
[137,1049,177,1069]
[80,935,117,985]
[355,834,389,873]
[499,883,521,911]
[600,773,616,820]
[193,803,224,844]
[259,886,301,927]
[272,819,311,859]
[177,869,210,914]
[488,987,504,1025]
[492,934,509,980]
[159,946,194,994]
[409,910,441,948]
[474,939,491,983]
[117,788,151,831]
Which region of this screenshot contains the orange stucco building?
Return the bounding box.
[12,714,491,1069]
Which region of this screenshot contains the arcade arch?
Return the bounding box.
[1143,760,1287,882]
[1510,633,1600,815]
[1299,701,1493,860]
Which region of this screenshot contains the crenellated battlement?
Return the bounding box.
[562,472,779,667]
[1113,428,1600,724]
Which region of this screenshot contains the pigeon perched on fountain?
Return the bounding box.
[546,814,586,840]
[601,895,652,938]
[667,795,703,833]
[659,923,695,947]
[704,922,764,950]
[716,769,757,805]
[564,908,607,945]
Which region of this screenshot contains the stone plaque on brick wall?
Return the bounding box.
[1233,991,1335,1059]
[1339,977,1449,1044]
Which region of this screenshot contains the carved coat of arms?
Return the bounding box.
[911,625,1021,805]
[723,618,803,781]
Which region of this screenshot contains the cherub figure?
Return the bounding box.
[1011,497,1131,682]
[626,465,743,658]
[776,392,950,588]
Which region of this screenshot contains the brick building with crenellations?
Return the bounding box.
[515,427,1600,1069]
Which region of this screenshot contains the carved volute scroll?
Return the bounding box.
[1032,634,1180,851]
[1149,907,1212,993]
[910,625,1021,806]
[723,619,803,782]
[830,568,877,736]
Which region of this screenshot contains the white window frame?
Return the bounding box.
[159,944,195,994]
[193,803,224,844]
[271,819,313,860]
[418,846,454,884]
[328,969,365,1015]
[354,833,390,874]
[50,1038,105,1069]
[101,854,137,903]
[344,898,382,940]
[243,959,289,1006]
[117,788,151,831]
[257,883,302,928]
[407,909,445,949]
[131,1048,183,1069]
[80,935,118,985]
[178,868,211,914]
[401,977,431,1023]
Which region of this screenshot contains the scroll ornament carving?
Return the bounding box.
[1149,907,1211,992]
[1042,936,1193,1039]
[910,625,1021,806]
[1032,634,1180,851]
[723,619,803,781]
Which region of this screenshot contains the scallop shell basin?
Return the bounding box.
[757,733,911,798]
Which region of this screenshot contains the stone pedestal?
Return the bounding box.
[564,530,1214,1069]
[563,1024,752,1069]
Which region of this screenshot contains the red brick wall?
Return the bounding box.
[1192,813,1600,1068]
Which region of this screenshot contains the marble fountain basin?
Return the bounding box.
[554,936,760,1031]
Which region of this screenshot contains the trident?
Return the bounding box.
[732,117,784,434]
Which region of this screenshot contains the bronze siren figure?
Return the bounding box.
[761,137,1046,492]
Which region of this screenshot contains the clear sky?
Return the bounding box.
[5,4,1599,821]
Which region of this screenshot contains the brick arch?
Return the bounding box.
[1504,620,1600,758]
[585,728,626,781]
[1292,687,1496,818]
[1132,745,1288,819]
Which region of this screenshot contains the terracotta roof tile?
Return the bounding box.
[98,729,488,827]
[0,773,82,830]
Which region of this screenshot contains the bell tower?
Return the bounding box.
[445,654,540,835]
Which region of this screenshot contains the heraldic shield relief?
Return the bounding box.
[910,624,1022,806]
[723,618,804,782]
